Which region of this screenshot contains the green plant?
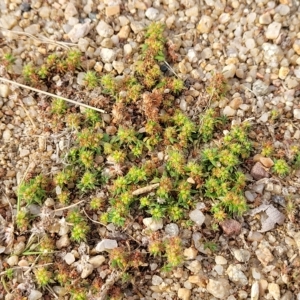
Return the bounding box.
[2,53,16,69]
[204,241,218,252]
[77,171,98,191]
[65,49,82,71]
[83,108,101,125]
[77,128,103,150]
[15,209,29,230]
[206,72,228,101]
[164,237,183,269]
[199,108,216,142]
[18,175,48,205]
[71,222,90,242]
[272,159,290,177]
[79,149,94,169]
[35,267,52,287]
[84,71,99,88]
[51,98,67,115]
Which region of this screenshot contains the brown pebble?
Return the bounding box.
[220,219,242,236]
[259,157,274,168]
[106,125,117,135]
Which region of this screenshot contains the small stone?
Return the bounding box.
[185,6,198,17]
[178,61,188,74]
[293,109,300,120]
[253,80,269,96]
[197,15,213,33]
[188,274,207,287]
[19,149,30,158]
[112,61,125,74]
[259,12,272,25]
[64,253,75,265]
[28,290,42,300]
[219,13,230,24]
[105,125,117,135]
[223,106,236,117]
[96,21,114,38]
[187,260,202,273]
[252,268,261,280]
[68,22,91,43]
[229,97,243,109]
[250,162,269,180]
[178,288,191,300]
[220,219,241,236]
[100,48,117,63]
[81,263,94,278]
[53,286,67,297]
[118,25,131,39]
[3,129,12,141]
[259,157,274,168]
[184,247,198,260]
[145,7,159,20]
[222,64,237,79]
[165,223,179,236]
[189,209,205,226]
[152,275,163,285]
[232,249,251,262]
[245,191,255,202]
[24,24,40,35]
[215,255,227,265]
[248,231,263,242]
[39,6,50,18]
[293,40,300,55]
[255,247,274,266]
[268,283,280,300]
[206,279,230,299]
[64,3,78,20]
[0,84,10,97]
[279,67,290,79]
[88,255,105,268]
[56,235,70,249]
[106,5,120,17]
[227,264,248,285]
[180,99,187,111]
[265,22,282,40]
[0,15,17,29]
[95,239,118,252]
[286,76,299,89]
[143,217,163,231]
[7,255,18,266]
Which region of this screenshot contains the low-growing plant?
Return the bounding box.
[51,98,67,114]
[84,71,99,88]
[35,267,52,287]
[272,159,290,177]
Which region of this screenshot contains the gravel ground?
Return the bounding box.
[1,0,300,299]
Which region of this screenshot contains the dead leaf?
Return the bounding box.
[249,204,285,232]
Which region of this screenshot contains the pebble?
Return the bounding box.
[67,22,91,43]
[220,219,241,236]
[293,40,300,55]
[39,6,50,18]
[245,191,255,202]
[64,252,75,265]
[24,24,40,35]
[232,249,251,263]
[251,281,260,300]
[106,5,120,17]
[189,209,205,226]
[206,279,230,299]
[64,3,78,20]
[293,232,300,250]
[178,288,191,300]
[197,15,213,33]
[268,282,280,300]
[227,264,248,285]
[259,157,274,168]
[250,162,269,180]
[187,260,202,273]
[145,7,159,20]
[152,275,163,285]
[112,61,125,74]
[88,255,106,268]
[96,21,114,38]
[293,109,300,120]
[255,247,274,266]
[56,235,70,249]
[222,65,237,79]
[165,223,179,236]
[28,290,42,300]
[100,48,117,63]
[81,263,94,278]
[143,217,163,231]
[223,105,236,117]
[184,247,198,260]
[3,129,12,141]
[0,84,10,97]
[95,239,118,252]
[118,25,131,39]
[7,255,18,266]
[265,22,282,40]
[215,255,227,265]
